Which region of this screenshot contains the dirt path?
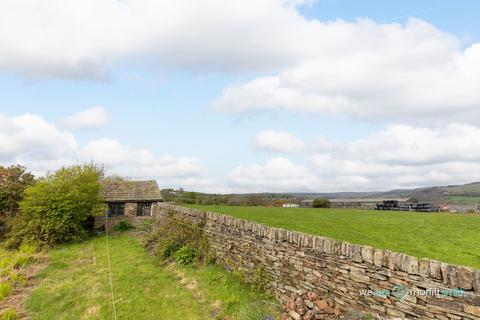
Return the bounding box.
[165,262,227,319]
[0,256,48,319]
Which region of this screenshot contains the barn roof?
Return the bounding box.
[101,180,163,202]
[329,198,415,203]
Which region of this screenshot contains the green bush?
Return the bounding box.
[139,218,153,232]
[252,266,267,291]
[156,239,181,259]
[313,198,330,208]
[146,210,209,263]
[173,245,198,265]
[5,164,104,248]
[114,220,134,232]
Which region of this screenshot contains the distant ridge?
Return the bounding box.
[282,182,480,205]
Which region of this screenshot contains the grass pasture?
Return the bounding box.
[26,234,278,320]
[187,205,480,269]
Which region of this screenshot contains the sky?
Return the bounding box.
[1,0,480,193]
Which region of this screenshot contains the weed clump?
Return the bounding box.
[145,210,209,264]
[0,308,18,320]
[173,245,198,265]
[114,220,134,232]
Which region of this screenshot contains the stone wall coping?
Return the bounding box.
[158,203,480,293]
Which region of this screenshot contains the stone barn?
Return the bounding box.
[94,180,163,230]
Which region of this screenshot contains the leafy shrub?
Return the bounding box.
[173,245,198,265]
[0,308,18,320]
[114,220,134,232]
[146,210,209,263]
[313,198,330,208]
[156,239,181,259]
[252,266,267,291]
[139,218,153,232]
[5,164,104,248]
[232,269,247,283]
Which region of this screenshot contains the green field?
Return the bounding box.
[447,196,480,205]
[187,205,480,269]
[26,234,278,320]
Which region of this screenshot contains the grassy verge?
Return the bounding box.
[187,205,480,269]
[26,234,279,319]
[175,264,279,320]
[0,245,38,319]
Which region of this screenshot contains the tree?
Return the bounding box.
[5,164,104,248]
[0,165,35,219]
[313,198,330,208]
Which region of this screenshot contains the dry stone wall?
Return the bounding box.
[154,203,480,319]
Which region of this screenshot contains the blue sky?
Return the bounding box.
[1,0,480,193]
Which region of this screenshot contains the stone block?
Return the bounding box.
[440,263,449,284]
[430,260,442,279]
[447,265,458,287]
[351,245,362,263]
[361,246,374,264]
[418,258,430,277]
[382,251,395,270]
[404,255,419,274]
[464,305,480,317]
[373,249,383,267]
[457,266,474,290]
[474,270,480,293]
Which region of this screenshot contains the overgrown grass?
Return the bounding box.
[179,264,279,320]
[187,205,480,269]
[26,235,279,319]
[0,245,37,318]
[0,308,18,320]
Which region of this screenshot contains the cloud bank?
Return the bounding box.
[58,106,111,129]
[229,124,480,192]
[0,110,207,189]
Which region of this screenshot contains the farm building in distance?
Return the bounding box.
[330,198,417,210]
[299,199,314,207]
[282,203,299,208]
[300,198,417,210]
[94,179,163,229]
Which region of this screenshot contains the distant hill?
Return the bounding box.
[163,182,480,206]
[285,182,480,205]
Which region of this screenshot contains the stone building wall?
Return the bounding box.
[125,202,138,216]
[93,201,158,230]
[154,203,480,319]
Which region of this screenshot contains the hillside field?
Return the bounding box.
[187,205,480,269]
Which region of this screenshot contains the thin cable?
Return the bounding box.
[105,213,118,320]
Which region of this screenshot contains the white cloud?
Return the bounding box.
[227,124,480,192]
[0,113,77,165]
[254,129,305,153]
[228,157,319,192]
[0,112,207,189]
[80,138,207,180]
[3,111,480,193]
[0,0,321,78]
[3,1,480,126]
[213,18,480,124]
[58,106,110,129]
